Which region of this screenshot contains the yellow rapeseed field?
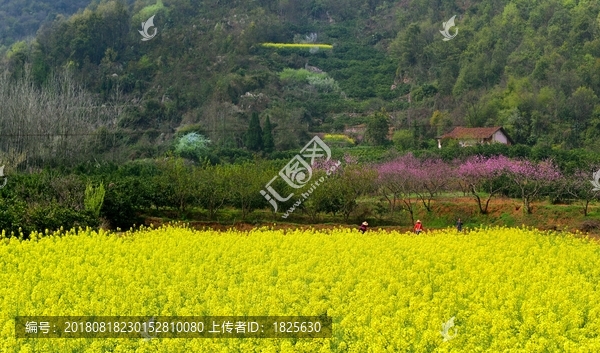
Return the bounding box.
[3,225,600,352]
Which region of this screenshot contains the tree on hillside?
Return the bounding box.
[0,69,113,169]
[392,129,413,151]
[262,116,274,153]
[365,110,390,146]
[566,87,598,148]
[174,132,210,161]
[245,112,263,151]
[429,110,452,137]
[37,0,130,68]
[391,23,425,75]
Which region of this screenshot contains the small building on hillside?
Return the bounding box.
[344,124,367,143]
[343,123,394,143]
[437,126,513,148]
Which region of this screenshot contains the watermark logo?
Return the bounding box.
[139,15,157,41]
[440,15,458,41]
[591,169,600,191]
[440,316,457,342]
[0,165,7,188]
[260,136,340,216]
[306,33,320,54]
[280,156,313,188]
[140,316,157,341]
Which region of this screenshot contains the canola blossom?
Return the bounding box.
[261,43,333,49]
[3,225,600,352]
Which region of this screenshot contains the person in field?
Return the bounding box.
[414,220,423,234]
[456,218,463,232]
[359,221,368,234]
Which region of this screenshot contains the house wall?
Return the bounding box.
[344,125,367,142]
[459,139,479,147]
[492,131,509,144]
[438,129,512,148]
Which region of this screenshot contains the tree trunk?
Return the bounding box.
[523,198,532,214]
[519,186,532,214]
[419,194,433,212]
[470,185,486,214]
[402,199,415,225]
[483,190,499,214]
[382,192,394,213]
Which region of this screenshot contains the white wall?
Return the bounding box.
[459,139,478,147]
[492,131,508,144]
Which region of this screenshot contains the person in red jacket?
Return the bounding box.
[414,220,423,234]
[359,221,368,234]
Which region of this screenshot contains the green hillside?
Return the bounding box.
[0,0,118,52]
[1,0,600,166]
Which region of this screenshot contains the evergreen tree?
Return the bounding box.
[263,116,274,153]
[365,109,390,146]
[245,112,263,151]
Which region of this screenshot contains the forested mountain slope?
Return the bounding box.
[2,0,600,166]
[0,0,108,51]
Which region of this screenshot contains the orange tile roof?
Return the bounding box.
[440,127,504,139]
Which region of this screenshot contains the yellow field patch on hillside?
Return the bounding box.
[261,43,333,49]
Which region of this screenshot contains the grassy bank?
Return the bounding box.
[140,195,600,237]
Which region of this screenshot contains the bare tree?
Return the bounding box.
[0,67,118,169]
[558,169,600,217]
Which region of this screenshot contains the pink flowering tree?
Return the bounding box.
[377,154,452,221]
[417,157,453,212]
[457,155,512,214]
[377,153,423,225]
[506,159,562,214]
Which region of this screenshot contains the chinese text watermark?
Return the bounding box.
[260,136,340,218]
